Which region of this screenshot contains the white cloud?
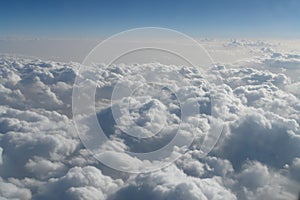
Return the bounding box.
[289,157,300,182]
[36,166,123,200]
[263,52,300,70]
[0,49,299,200]
[109,165,237,200]
[231,161,298,200]
[0,177,32,200]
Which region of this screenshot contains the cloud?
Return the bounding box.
[109,165,237,200]
[263,52,300,70]
[224,39,274,48]
[24,157,67,180]
[289,157,300,182]
[35,166,123,200]
[235,161,298,200]
[0,106,79,179]
[0,177,32,200]
[0,53,299,199]
[0,56,78,116]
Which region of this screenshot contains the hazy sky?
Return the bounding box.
[1,0,300,38]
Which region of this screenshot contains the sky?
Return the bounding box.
[0,0,300,38]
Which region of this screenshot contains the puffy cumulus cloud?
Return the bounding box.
[175,153,234,178]
[202,156,234,178]
[85,63,215,171]
[286,82,300,97]
[109,165,237,200]
[215,108,300,169]
[214,66,300,124]
[214,66,291,89]
[35,166,123,200]
[0,147,3,165]
[0,56,78,116]
[24,157,67,180]
[211,66,300,171]
[233,161,298,200]
[263,51,300,70]
[238,161,274,189]
[289,157,300,182]
[0,177,32,200]
[0,54,300,199]
[175,154,206,177]
[224,39,274,48]
[0,106,79,179]
[254,48,300,83]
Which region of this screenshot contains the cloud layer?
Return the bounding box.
[0,49,299,200]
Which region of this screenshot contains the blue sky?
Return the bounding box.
[0,0,299,38]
